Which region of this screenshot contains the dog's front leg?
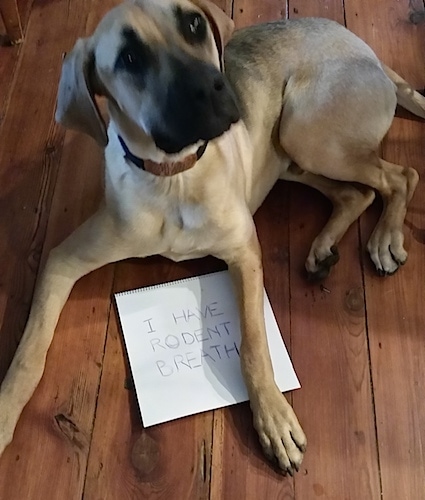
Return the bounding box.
[0,207,126,456]
[223,229,306,474]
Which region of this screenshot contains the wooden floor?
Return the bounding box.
[1,0,424,498]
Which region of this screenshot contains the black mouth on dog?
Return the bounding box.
[151,56,241,154]
[152,113,240,154]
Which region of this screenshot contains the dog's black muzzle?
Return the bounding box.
[151,55,240,154]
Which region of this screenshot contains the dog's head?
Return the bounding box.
[55,0,240,154]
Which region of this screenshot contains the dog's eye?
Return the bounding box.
[188,14,203,35]
[116,28,154,75]
[119,50,142,71]
[176,8,207,44]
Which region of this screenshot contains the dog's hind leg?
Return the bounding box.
[364,158,419,275]
[285,152,418,275]
[279,62,419,276]
[281,167,375,280]
[0,207,128,456]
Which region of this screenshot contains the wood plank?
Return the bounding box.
[289,0,344,22]
[0,0,422,498]
[84,257,225,499]
[345,1,425,497]
[0,0,23,43]
[0,0,32,121]
[0,0,90,380]
[0,44,21,123]
[0,131,114,499]
[233,0,286,27]
[289,188,381,499]
[287,1,381,498]
[0,1,116,499]
[210,184,295,499]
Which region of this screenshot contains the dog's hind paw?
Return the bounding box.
[306,245,340,281]
[251,388,306,475]
[367,227,407,276]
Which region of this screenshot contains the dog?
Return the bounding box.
[0,0,424,475]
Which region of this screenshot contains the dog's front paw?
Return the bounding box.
[251,388,306,475]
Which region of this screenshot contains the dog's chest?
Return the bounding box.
[105,132,252,261]
[111,175,221,259]
[147,199,220,260]
[160,202,214,260]
[172,202,206,231]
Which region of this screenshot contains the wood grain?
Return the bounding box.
[0,0,32,120]
[0,43,20,122]
[84,257,225,500]
[0,1,116,499]
[0,130,114,500]
[233,0,286,27]
[0,0,23,43]
[0,0,423,498]
[289,0,344,22]
[287,1,380,498]
[289,186,381,499]
[0,0,92,381]
[345,0,425,497]
[210,183,295,499]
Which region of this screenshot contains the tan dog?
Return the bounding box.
[0,0,424,474]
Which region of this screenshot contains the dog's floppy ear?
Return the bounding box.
[190,0,234,70]
[55,38,107,147]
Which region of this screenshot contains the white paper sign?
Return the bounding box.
[115,270,299,427]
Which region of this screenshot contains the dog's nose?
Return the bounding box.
[213,76,225,92]
[194,75,226,101]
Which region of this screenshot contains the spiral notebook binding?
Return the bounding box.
[114,270,226,297]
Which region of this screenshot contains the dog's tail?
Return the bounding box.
[382,63,425,119]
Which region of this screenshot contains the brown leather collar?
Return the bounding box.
[118,135,208,176]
